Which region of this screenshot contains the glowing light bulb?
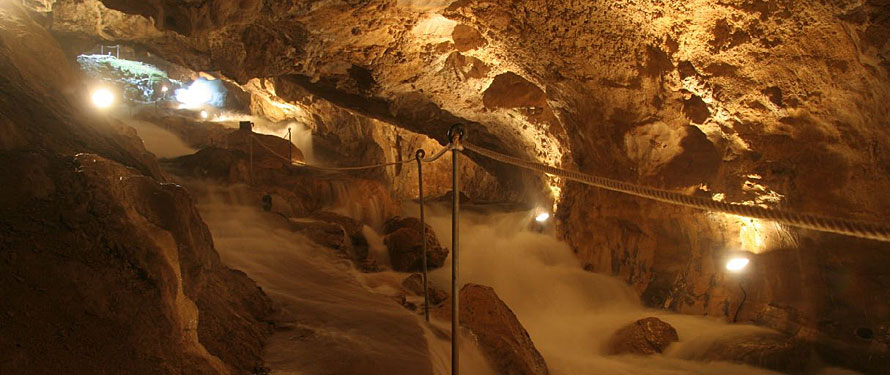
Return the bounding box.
[200,110,208,119]
[91,88,114,109]
[535,212,550,223]
[726,257,750,273]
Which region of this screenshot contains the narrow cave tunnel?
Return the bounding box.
[2,1,890,374]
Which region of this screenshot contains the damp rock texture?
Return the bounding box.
[457,284,549,375]
[39,0,890,372]
[383,216,449,272]
[0,3,272,374]
[606,317,679,355]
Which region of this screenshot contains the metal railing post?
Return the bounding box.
[448,124,464,375]
[416,149,430,322]
[287,128,292,161]
[249,135,254,186]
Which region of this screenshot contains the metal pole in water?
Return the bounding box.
[249,136,254,186]
[448,124,463,375]
[287,128,292,161]
[416,149,430,322]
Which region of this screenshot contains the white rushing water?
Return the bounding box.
[133,113,855,375]
[191,184,433,375]
[402,203,857,375]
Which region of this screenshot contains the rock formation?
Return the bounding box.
[402,273,448,306]
[444,283,549,375]
[383,216,449,272]
[0,4,273,374]
[606,317,679,355]
[8,0,890,372]
[683,332,812,373]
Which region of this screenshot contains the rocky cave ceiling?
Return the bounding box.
[47,0,890,215]
[9,1,890,371]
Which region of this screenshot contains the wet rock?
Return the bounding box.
[688,332,812,373]
[402,273,448,305]
[288,218,352,255]
[436,284,549,375]
[606,317,679,355]
[0,6,274,373]
[383,217,448,272]
[311,211,369,260]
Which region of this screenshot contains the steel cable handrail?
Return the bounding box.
[462,141,890,242]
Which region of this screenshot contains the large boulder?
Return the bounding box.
[435,284,549,375]
[295,211,380,272]
[606,317,679,355]
[382,217,448,272]
[288,218,353,255]
[311,211,369,260]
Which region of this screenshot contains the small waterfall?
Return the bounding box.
[328,180,390,230]
[403,202,818,375]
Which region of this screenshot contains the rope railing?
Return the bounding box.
[250,134,420,171]
[461,140,890,243]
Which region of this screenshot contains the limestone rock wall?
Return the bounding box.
[0,3,272,374]
[41,0,890,372]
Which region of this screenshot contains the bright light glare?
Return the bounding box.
[161,86,168,92]
[535,212,550,223]
[175,80,214,108]
[726,257,750,272]
[200,110,208,119]
[90,88,114,108]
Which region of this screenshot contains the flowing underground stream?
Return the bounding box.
[5,3,890,374]
[125,114,855,375]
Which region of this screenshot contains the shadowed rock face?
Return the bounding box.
[0,4,273,374]
[458,284,549,375]
[606,317,679,355]
[32,0,890,372]
[383,216,449,272]
[686,332,813,373]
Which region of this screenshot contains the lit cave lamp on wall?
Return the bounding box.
[530,210,551,233]
[725,257,750,273]
[90,87,115,109]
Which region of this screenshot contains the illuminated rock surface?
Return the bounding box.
[5,0,890,373]
[383,216,449,272]
[606,317,679,355]
[0,4,273,374]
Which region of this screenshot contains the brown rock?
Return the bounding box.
[606,317,679,355]
[383,217,448,272]
[443,51,490,81]
[402,273,448,305]
[689,332,812,372]
[454,284,549,375]
[482,72,547,110]
[0,6,273,373]
[452,24,487,52]
[288,218,352,254]
[311,211,369,260]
